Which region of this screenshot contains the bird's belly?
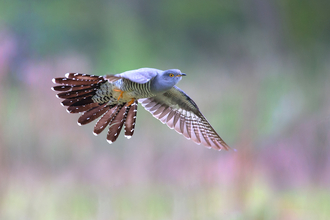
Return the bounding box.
[112,86,136,102]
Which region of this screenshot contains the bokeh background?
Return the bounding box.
[0,0,329,219]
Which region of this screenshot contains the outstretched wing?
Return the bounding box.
[139,86,229,150]
[116,68,159,84]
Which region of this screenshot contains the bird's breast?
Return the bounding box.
[112,85,136,101]
[114,79,156,99]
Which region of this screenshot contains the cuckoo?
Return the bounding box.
[52,68,229,150]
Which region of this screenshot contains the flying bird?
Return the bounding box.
[52,68,229,150]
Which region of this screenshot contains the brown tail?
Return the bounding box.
[52,73,138,144]
[124,101,137,139]
[52,73,107,109]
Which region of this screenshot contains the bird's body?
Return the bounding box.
[52,68,229,150]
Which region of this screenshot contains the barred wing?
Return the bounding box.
[139,86,229,150]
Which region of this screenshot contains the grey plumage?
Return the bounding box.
[52,68,229,150]
[116,68,158,84]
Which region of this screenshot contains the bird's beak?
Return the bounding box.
[180,73,186,76]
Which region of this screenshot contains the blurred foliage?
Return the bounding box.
[0,0,329,219]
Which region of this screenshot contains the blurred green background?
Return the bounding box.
[0,0,329,219]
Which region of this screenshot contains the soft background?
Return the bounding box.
[0,0,329,219]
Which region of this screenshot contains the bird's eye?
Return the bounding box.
[169,73,174,77]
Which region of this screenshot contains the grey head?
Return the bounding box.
[151,69,186,94]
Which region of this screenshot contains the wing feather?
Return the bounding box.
[145,102,158,109]
[172,113,181,133]
[139,86,229,150]
[152,105,166,116]
[166,110,176,122]
[116,68,158,84]
[179,115,185,134]
[158,107,171,119]
[150,103,162,112]
[166,116,175,129]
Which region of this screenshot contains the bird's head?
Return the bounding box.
[151,69,186,93]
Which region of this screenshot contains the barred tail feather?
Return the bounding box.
[53,73,107,108]
[52,84,97,92]
[52,78,100,86]
[107,105,128,144]
[124,101,138,139]
[65,73,103,81]
[61,97,94,107]
[52,85,75,91]
[56,88,97,99]
[77,104,110,125]
[67,102,99,113]
[52,73,105,86]
[93,105,121,135]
